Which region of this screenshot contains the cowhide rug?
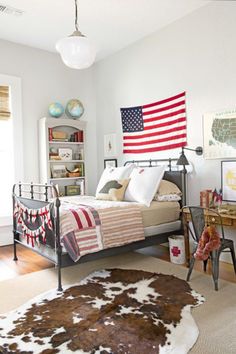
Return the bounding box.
[0,269,204,354]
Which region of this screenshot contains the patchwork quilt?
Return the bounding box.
[60,197,145,261]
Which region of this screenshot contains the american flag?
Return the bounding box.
[120,92,187,154]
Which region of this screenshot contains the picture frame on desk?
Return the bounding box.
[104,158,117,169]
[221,160,236,202]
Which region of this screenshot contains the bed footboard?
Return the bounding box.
[12,182,63,291]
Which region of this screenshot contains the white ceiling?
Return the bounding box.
[0,0,210,61]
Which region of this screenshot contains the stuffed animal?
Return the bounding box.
[194,225,221,261]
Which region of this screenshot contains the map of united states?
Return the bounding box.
[211,118,236,148]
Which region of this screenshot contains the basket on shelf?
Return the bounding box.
[66,172,80,178]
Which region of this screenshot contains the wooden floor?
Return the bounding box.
[0,243,235,284]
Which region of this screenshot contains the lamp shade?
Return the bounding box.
[176,153,189,166]
[56,31,96,70]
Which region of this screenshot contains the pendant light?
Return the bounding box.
[56,0,96,69]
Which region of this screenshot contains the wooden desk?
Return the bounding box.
[182,207,236,265]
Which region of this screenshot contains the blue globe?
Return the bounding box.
[66,99,84,119]
[48,102,64,118]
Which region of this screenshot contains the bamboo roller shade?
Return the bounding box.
[0,85,11,120]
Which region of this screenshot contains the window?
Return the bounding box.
[0,86,14,221]
[0,75,23,227]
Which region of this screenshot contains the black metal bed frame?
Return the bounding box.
[12,159,184,291]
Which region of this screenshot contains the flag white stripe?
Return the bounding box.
[142,95,185,112]
[124,129,187,144]
[143,104,186,120]
[143,114,186,128]
[124,137,187,151]
[123,121,186,138]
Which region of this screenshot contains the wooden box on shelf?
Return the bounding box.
[65,185,80,196]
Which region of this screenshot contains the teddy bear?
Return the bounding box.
[194,225,221,261]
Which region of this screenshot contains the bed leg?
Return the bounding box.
[57,265,63,292]
[55,196,63,292]
[13,232,18,261]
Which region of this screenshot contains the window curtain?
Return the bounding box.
[0,86,11,120]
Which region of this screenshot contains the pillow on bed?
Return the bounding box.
[124,166,165,207]
[96,179,130,201]
[96,164,135,197]
[157,180,182,196]
[154,194,181,202]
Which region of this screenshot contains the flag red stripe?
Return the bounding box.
[143,108,186,123]
[143,100,185,116]
[123,125,186,140]
[124,133,187,147]
[142,92,185,109]
[70,209,83,229]
[123,142,187,154]
[144,117,186,131]
[81,208,93,227]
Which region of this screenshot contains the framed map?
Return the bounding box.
[203,107,236,159]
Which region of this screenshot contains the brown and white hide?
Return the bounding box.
[0,268,204,353]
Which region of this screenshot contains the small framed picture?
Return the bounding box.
[221,160,236,202]
[104,158,118,169]
[58,148,72,161]
[104,133,117,157]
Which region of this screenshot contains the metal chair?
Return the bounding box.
[183,206,236,290]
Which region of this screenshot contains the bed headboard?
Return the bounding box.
[124,158,185,206]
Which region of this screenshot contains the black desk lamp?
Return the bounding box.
[177,146,203,206]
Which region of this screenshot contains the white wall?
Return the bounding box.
[0,39,97,195]
[94,2,236,206]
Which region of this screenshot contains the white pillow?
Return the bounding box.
[154,194,181,202]
[124,166,165,207]
[96,164,135,197]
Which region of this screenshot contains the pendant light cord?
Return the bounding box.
[75,0,78,31]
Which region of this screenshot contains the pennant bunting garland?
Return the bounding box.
[14,198,53,247]
[120,91,187,154]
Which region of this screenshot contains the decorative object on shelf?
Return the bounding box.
[204,107,236,159]
[221,160,236,202]
[66,167,80,177]
[48,102,64,118]
[104,158,118,169]
[120,92,187,154]
[200,190,213,208]
[176,146,203,206]
[52,130,68,140]
[51,164,66,178]
[66,99,84,119]
[58,148,73,161]
[56,0,96,70]
[65,185,80,196]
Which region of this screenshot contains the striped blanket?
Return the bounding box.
[60,197,145,261]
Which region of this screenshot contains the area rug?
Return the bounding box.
[0,268,204,354]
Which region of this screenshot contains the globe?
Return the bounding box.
[66,99,84,119]
[48,102,64,118]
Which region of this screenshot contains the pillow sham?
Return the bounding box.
[154,194,181,202]
[96,179,130,201]
[157,180,182,196]
[124,166,165,207]
[95,164,135,197]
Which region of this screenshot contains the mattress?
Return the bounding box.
[60,195,180,227]
[139,201,180,227]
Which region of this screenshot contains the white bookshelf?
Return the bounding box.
[39,117,87,196]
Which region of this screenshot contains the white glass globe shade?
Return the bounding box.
[56,35,96,69]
